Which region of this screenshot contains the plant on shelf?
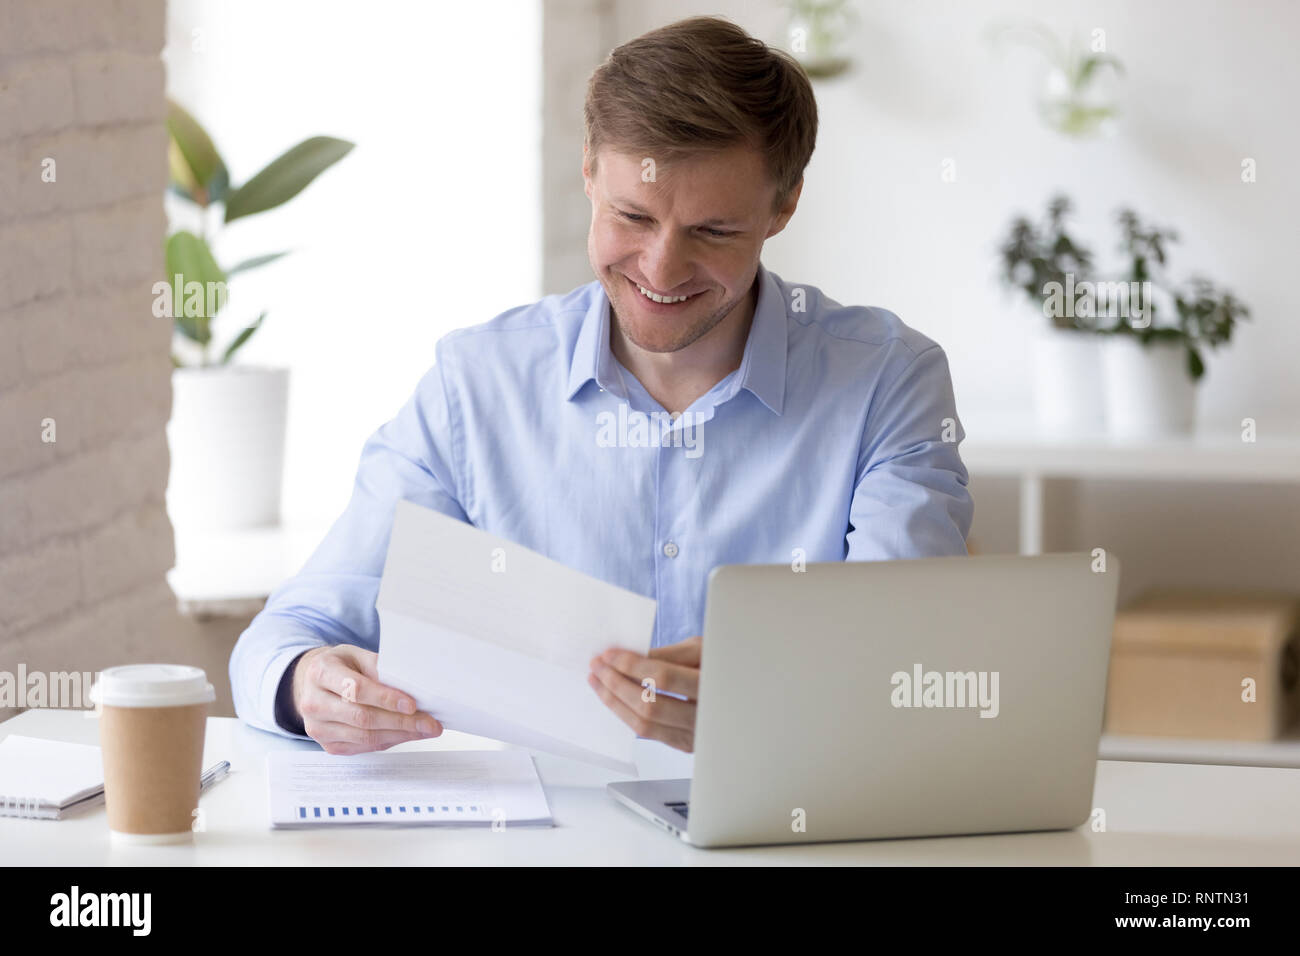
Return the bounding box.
[998,195,1250,380]
[1106,208,1250,381]
[163,99,354,368]
[997,194,1097,331]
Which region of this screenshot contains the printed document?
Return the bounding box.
[267,749,552,828]
[376,499,657,775]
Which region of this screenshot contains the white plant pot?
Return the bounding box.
[1030,328,1104,435]
[167,366,289,532]
[1100,336,1196,439]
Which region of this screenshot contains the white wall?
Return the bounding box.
[605,0,1297,433]
[548,0,1300,598]
[164,0,542,529]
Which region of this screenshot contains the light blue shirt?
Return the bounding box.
[230,264,974,738]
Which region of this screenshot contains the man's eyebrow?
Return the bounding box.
[609,198,742,227]
[610,197,652,214]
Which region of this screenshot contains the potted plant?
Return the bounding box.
[999,195,1251,439]
[160,99,353,532]
[1098,209,1250,438]
[998,195,1105,434]
[986,18,1125,139]
[784,0,856,79]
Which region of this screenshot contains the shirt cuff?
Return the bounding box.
[258,642,322,741]
[274,649,311,737]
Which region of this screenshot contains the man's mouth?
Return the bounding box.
[624,274,705,307]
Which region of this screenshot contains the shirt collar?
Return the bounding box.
[565,264,787,415]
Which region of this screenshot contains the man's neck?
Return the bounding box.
[610,278,759,416]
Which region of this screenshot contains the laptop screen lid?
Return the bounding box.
[685,552,1120,848]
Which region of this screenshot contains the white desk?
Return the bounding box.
[5,710,1300,865]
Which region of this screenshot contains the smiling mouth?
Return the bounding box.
[625,275,704,305]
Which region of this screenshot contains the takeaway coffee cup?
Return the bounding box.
[91,664,215,844]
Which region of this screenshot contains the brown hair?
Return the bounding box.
[584,16,818,211]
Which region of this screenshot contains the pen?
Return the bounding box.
[64,760,232,816]
[199,760,231,793]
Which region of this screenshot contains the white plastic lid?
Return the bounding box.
[90,664,216,708]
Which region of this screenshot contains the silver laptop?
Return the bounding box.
[608,551,1120,848]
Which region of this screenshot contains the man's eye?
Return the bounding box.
[619,211,646,223]
[702,228,733,238]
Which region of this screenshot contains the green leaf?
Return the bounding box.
[167,181,199,205]
[227,251,290,276]
[1050,103,1117,136]
[168,138,199,199]
[166,99,229,204]
[221,311,267,364]
[223,136,354,223]
[1075,53,1124,88]
[207,164,230,205]
[1187,347,1205,381]
[164,231,228,345]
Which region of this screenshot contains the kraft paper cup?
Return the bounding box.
[91,664,215,845]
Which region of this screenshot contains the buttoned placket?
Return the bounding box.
[610,353,741,649]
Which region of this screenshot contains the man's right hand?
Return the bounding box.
[292,644,443,755]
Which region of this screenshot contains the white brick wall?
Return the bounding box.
[0,0,185,720]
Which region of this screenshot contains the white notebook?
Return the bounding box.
[266,748,553,829]
[0,735,106,820]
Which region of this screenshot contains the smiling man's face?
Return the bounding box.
[583,145,799,354]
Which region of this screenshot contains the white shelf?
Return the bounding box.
[1100,726,1300,769]
[963,430,1300,482]
[166,520,330,617]
[959,428,1300,554]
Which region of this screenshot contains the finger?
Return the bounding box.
[597,649,699,700]
[315,653,417,715]
[332,647,415,713]
[338,645,384,683]
[310,722,431,755]
[303,684,442,736]
[314,724,425,753]
[590,660,696,731]
[587,673,693,752]
[647,635,702,665]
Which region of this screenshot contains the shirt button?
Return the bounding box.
[662,541,679,558]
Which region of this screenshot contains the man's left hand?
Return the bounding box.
[588,635,701,753]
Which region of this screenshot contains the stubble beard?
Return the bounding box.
[607,277,747,355]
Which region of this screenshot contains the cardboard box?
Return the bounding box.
[1105,591,1300,740]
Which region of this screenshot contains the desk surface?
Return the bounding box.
[5,710,1300,865]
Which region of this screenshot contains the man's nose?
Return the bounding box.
[640,230,691,293]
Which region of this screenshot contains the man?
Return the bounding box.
[229,16,974,757]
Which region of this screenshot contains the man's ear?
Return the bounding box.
[767,177,803,238]
[582,141,594,200]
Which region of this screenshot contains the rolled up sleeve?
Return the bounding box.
[845,343,974,560]
[229,343,469,738]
